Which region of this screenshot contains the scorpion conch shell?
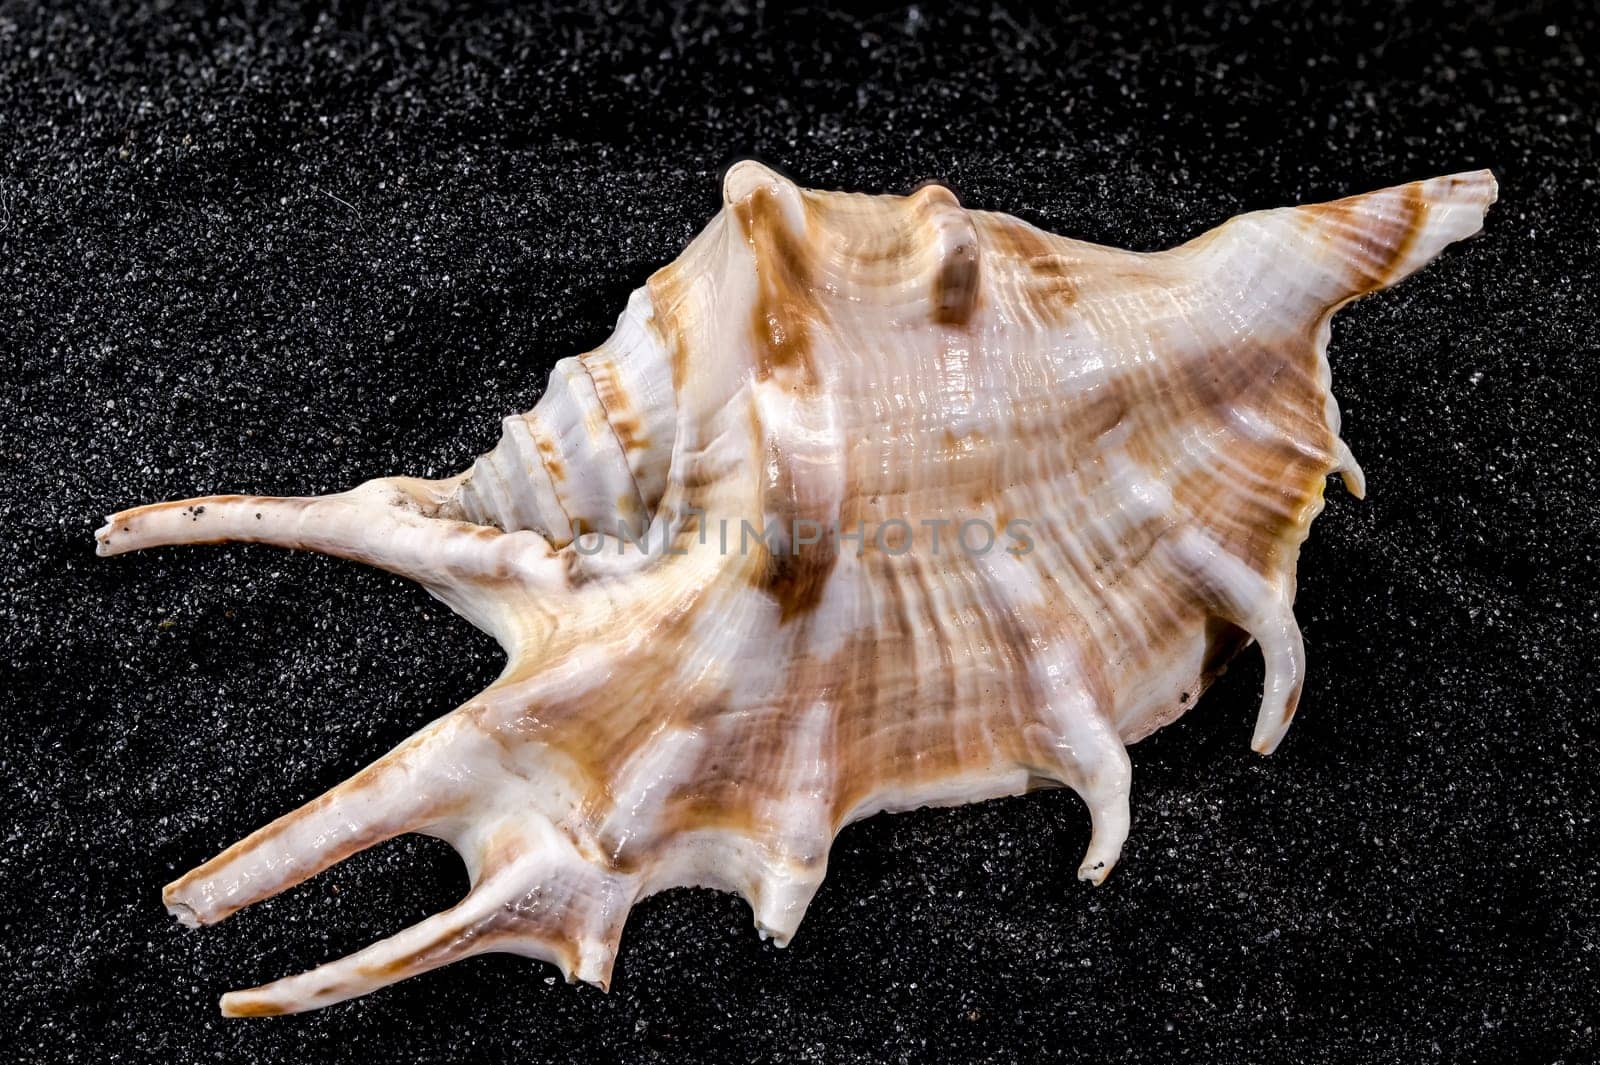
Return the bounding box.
[96,161,1496,1015]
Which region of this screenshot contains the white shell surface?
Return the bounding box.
[95,161,1497,1015]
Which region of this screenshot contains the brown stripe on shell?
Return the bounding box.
[735,185,819,386]
[1301,189,1430,298]
[226,998,288,1018]
[932,244,980,325]
[581,354,651,460]
[528,416,567,484]
[730,191,847,620]
[758,506,839,623]
[912,185,982,326]
[645,251,699,394]
[743,390,843,622]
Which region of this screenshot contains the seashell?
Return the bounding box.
[95,161,1497,1015]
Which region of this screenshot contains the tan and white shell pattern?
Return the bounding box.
[96,161,1497,1015]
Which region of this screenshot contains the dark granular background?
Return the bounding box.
[2,1,1596,1061]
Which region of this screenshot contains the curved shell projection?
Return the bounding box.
[96,161,1496,1015]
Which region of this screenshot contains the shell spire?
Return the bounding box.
[95,161,1496,1014]
[446,286,679,544]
